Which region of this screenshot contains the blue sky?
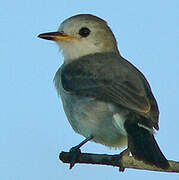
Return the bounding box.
[1,0,179,179]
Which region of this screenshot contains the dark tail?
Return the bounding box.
[124,116,169,169]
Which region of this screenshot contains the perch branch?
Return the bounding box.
[59,151,179,173]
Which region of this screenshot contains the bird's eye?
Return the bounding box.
[79,27,90,37]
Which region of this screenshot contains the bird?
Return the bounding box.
[38,14,169,170]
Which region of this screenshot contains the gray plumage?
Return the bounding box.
[38,14,169,169]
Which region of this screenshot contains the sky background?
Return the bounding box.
[1,0,179,179]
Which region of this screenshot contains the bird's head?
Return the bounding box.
[38,14,119,62]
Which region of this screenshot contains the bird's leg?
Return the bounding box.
[118,148,130,172]
[69,136,93,169]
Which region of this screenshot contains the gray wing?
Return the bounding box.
[61,53,159,128]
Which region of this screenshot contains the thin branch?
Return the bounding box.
[59,151,179,173]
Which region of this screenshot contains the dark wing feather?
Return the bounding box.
[61,53,159,128]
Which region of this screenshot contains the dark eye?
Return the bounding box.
[79,27,90,37]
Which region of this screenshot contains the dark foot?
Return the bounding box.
[118,148,130,172]
[119,165,125,172]
[68,136,93,169]
[69,146,81,169]
[118,152,125,172]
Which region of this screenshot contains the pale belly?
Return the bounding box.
[59,90,128,149]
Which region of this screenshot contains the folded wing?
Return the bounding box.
[61,53,159,129]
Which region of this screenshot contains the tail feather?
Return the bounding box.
[124,117,169,169]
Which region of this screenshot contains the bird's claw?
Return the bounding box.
[118,148,129,172]
[116,152,124,172]
[119,165,125,172]
[69,146,81,169]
